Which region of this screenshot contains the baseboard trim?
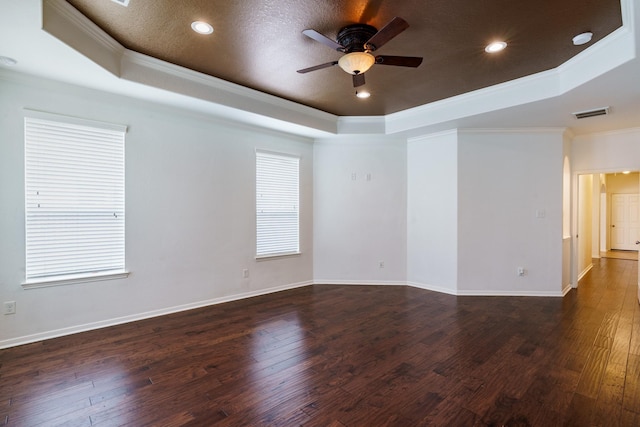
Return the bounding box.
[313,279,406,286]
[406,281,564,297]
[1,278,569,349]
[578,263,594,282]
[0,280,312,350]
[406,281,457,296]
[454,289,565,297]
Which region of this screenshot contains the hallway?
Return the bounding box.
[565,257,639,425]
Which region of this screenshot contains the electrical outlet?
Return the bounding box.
[517,267,525,276]
[3,301,16,315]
[242,269,249,279]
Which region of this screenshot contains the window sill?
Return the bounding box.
[22,270,130,290]
[256,252,301,261]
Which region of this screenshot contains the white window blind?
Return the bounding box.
[24,114,126,282]
[256,150,300,257]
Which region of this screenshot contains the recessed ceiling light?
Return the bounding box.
[485,41,507,53]
[572,32,593,46]
[191,21,213,35]
[356,90,371,99]
[0,56,17,66]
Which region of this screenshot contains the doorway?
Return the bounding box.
[574,171,639,286]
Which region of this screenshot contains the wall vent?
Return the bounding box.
[572,107,610,119]
[110,0,130,6]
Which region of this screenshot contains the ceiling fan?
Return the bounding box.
[297,17,423,88]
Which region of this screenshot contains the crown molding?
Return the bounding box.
[458,127,567,135]
[572,126,640,140]
[407,129,458,144]
[336,116,386,134]
[42,0,338,136]
[42,0,124,75]
[121,50,338,134]
[557,26,634,93]
[40,0,637,140]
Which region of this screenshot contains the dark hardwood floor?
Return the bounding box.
[1,258,639,426]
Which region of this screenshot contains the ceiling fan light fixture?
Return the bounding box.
[191,21,213,35]
[338,52,375,75]
[485,41,507,53]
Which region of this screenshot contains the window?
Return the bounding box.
[256,150,300,257]
[24,112,127,286]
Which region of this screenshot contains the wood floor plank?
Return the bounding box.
[0,258,637,426]
[563,392,596,426]
[592,308,634,426]
[622,353,640,414]
[620,409,640,427]
[575,346,611,399]
[630,303,640,356]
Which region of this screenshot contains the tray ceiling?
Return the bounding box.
[65,0,622,116]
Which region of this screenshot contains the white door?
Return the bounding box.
[611,193,640,251]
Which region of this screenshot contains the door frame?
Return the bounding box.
[571,168,639,290]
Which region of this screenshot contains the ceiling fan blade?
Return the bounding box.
[365,17,409,51]
[353,73,366,87]
[375,55,423,67]
[297,61,339,73]
[302,29,344,51]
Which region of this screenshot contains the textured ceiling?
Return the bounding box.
[65,0,622,117]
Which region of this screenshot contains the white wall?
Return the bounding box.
[313,137,407,284]
[601,186,608,252]
[0,74,314,347]
[456,130,564,295]
[9,72,632,347]
[314,128,568,296]
[577,174,594,278]
[407,131,458,294]
[573,128,640,173]
[591,174,601,258]
[562,135,572,292]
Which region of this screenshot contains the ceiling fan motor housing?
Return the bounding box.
[298,17,421,87]
[337,24,378,53]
